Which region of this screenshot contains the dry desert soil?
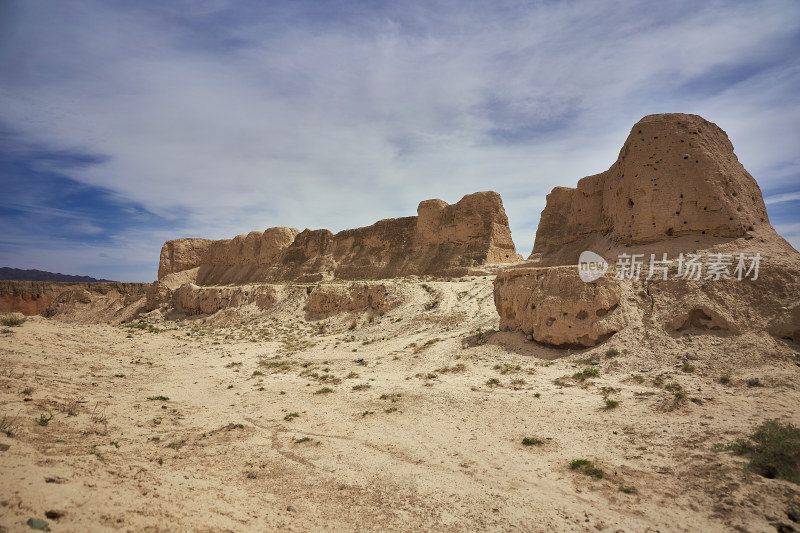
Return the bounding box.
[1,277,799,532]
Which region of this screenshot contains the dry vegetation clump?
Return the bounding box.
[714,419,800,484]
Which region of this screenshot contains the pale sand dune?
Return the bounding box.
[1,277,799,532]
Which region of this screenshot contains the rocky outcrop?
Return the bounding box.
[158,238,216,279]
[494,267,624,347]
[530,113,771,266]
[173,284,278,316]
[496,113,800,347]
[0,281,147,318]
[158,191,522,285]
[304,283,397,320]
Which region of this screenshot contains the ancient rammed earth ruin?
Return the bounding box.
[2,113,799,347]
[495,113,800,347]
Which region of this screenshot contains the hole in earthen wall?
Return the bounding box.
[676,308,727,331]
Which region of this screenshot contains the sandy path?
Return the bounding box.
[1,278,799,532]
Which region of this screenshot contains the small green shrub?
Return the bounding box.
[570,459,591,469]
[283,412,299,421]
[681,362,696,373]
[147,395,169,401]
[573,368,600,381]
[315,387,334,394]
[37,413,53,427]
[719,374,731,385]
[715,419,800,484]
[522,437,543,446]
[605,348,620,357]
[604,398,620,409]
[570,458,603,478]
[0,313,26,327]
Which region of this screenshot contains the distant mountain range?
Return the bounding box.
[0,267,117,283]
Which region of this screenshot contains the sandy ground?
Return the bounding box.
[1,277,799,532]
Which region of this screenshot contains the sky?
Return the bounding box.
[0,0,798,282]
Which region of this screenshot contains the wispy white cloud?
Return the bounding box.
[0,0,798,279]
[765,192,800,205]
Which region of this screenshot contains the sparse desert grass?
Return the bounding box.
[570,459,603,478]
[719,374,732,385]
[494,363,521,375]
[259,359,293,372]
[619,486,637,494]
[605,347,620,357]
[436,363,467,374]
[522,437,543,446]
[60,397,80,416]
[21,386,33,396]
[147,395,170,401]
[713,419,800,484]
[315,387,334,394]
[486,377,501,387]
[0,313,26,327]
[572,368,600,381]
[0,414,19,437]
[413,338,441,354]
[681,362,696,373]
[351,384,371,391]
[379,393,401,402]
[604,398,620,409]
[125,321,160,333]
[294,436,312,443]
[37,413,53,426]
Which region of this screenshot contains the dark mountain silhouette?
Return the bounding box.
[0,267,116,283]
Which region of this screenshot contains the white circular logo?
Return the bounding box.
[578,251,608,282]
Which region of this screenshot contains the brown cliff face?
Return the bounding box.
[531,113,771,265]
[0,281,148,322]
[158,191,522,285]
[496,113,800,347]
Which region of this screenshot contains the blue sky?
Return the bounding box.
[0,0,798,282]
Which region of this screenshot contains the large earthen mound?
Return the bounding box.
[531,113,771,265]
[496,113,800,347]
[158,191,522,285]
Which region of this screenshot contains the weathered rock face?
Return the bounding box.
[158,239,215,279]
[496,113,800,347]
[304,283,397,320]
[531,114,770,265]
[494,267,625,347]
[0,281,147,318]
[173,284,278,316]
[158,191,522,285]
